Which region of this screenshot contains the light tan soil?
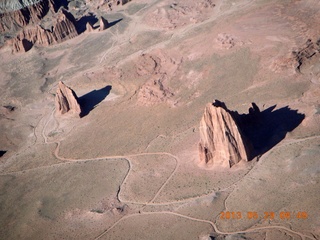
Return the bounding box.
[0,0,320,239]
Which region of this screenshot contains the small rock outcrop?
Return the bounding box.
[135,53,177,106]
[199,100,251,168]
[293,38,320,72]
[10,8,78,52]
[85,22,94,33]
[99,16,109,31]
[0,105,15,119]
[55,81,81,116]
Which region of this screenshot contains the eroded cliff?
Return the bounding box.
[10,8,78,52]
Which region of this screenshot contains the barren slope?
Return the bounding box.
[0,0,319,239]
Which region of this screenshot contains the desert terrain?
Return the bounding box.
[0,0,320,239]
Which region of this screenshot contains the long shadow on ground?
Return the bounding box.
[79,85,112,118]
[76,15,123,34]
[108,18,123,28]
[0,151,6,157]
[233,104,305,159]
[210,100,306,160]
[76,13,99,33]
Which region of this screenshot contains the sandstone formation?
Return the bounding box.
[0,0,43,12]
[137,77,174,106]
[1,0,125,51]
[293,38,320,72]
[199,100,251,168]
[0,0,59,33]
[55,81,81,116]
[85,22,94,33]
[10,9,78,52]
[135,52,179,106]
[99,16,109,31]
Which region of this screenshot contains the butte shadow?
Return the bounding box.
[198,100,305,168]
[78,85,112,117]
[75,16,123,34]
[234,103,305,160]
[0,151,7,157]
[76,13,99,33]
[108,18,123,28]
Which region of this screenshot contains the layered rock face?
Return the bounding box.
[10,9,78,52]
[0,0,42,12]
[0,0,59,33]
[199,100,250,168]
[55,81,81,116]
[1,0,127,51]
[1,0,79,52]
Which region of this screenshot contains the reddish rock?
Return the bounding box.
[293,39,320,72]
[99,16,109,31]
[199,100,250,168]
[0,0,59,33]
[55,81,81,116]
[85,22,94,33]
[135,53,176,106]
[10,9,78,52]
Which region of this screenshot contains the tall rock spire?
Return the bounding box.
[199,100,251,168]
[55,81,81,116]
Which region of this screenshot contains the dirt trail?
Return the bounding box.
[41,102,317,240]
[1,1,318,237]
[1,98,318,240]
[94,211,315,240]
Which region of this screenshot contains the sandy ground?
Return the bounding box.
[0,0,320,239]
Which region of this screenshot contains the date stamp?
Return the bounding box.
[219,211,308,220]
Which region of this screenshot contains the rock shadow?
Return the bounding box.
[76,13,99,34]
[79,85,112,117]
[75,16,123,34]
[0,151,6,157]
[108,18,123,28]
[233,103,305,160]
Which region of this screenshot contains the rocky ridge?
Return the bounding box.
[0,0,59,33]
[10,8,78,52]
[1,0,130,52]
[0,0,42,13]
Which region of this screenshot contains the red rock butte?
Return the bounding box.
[55,81,81,117]
[199,100,251,168]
